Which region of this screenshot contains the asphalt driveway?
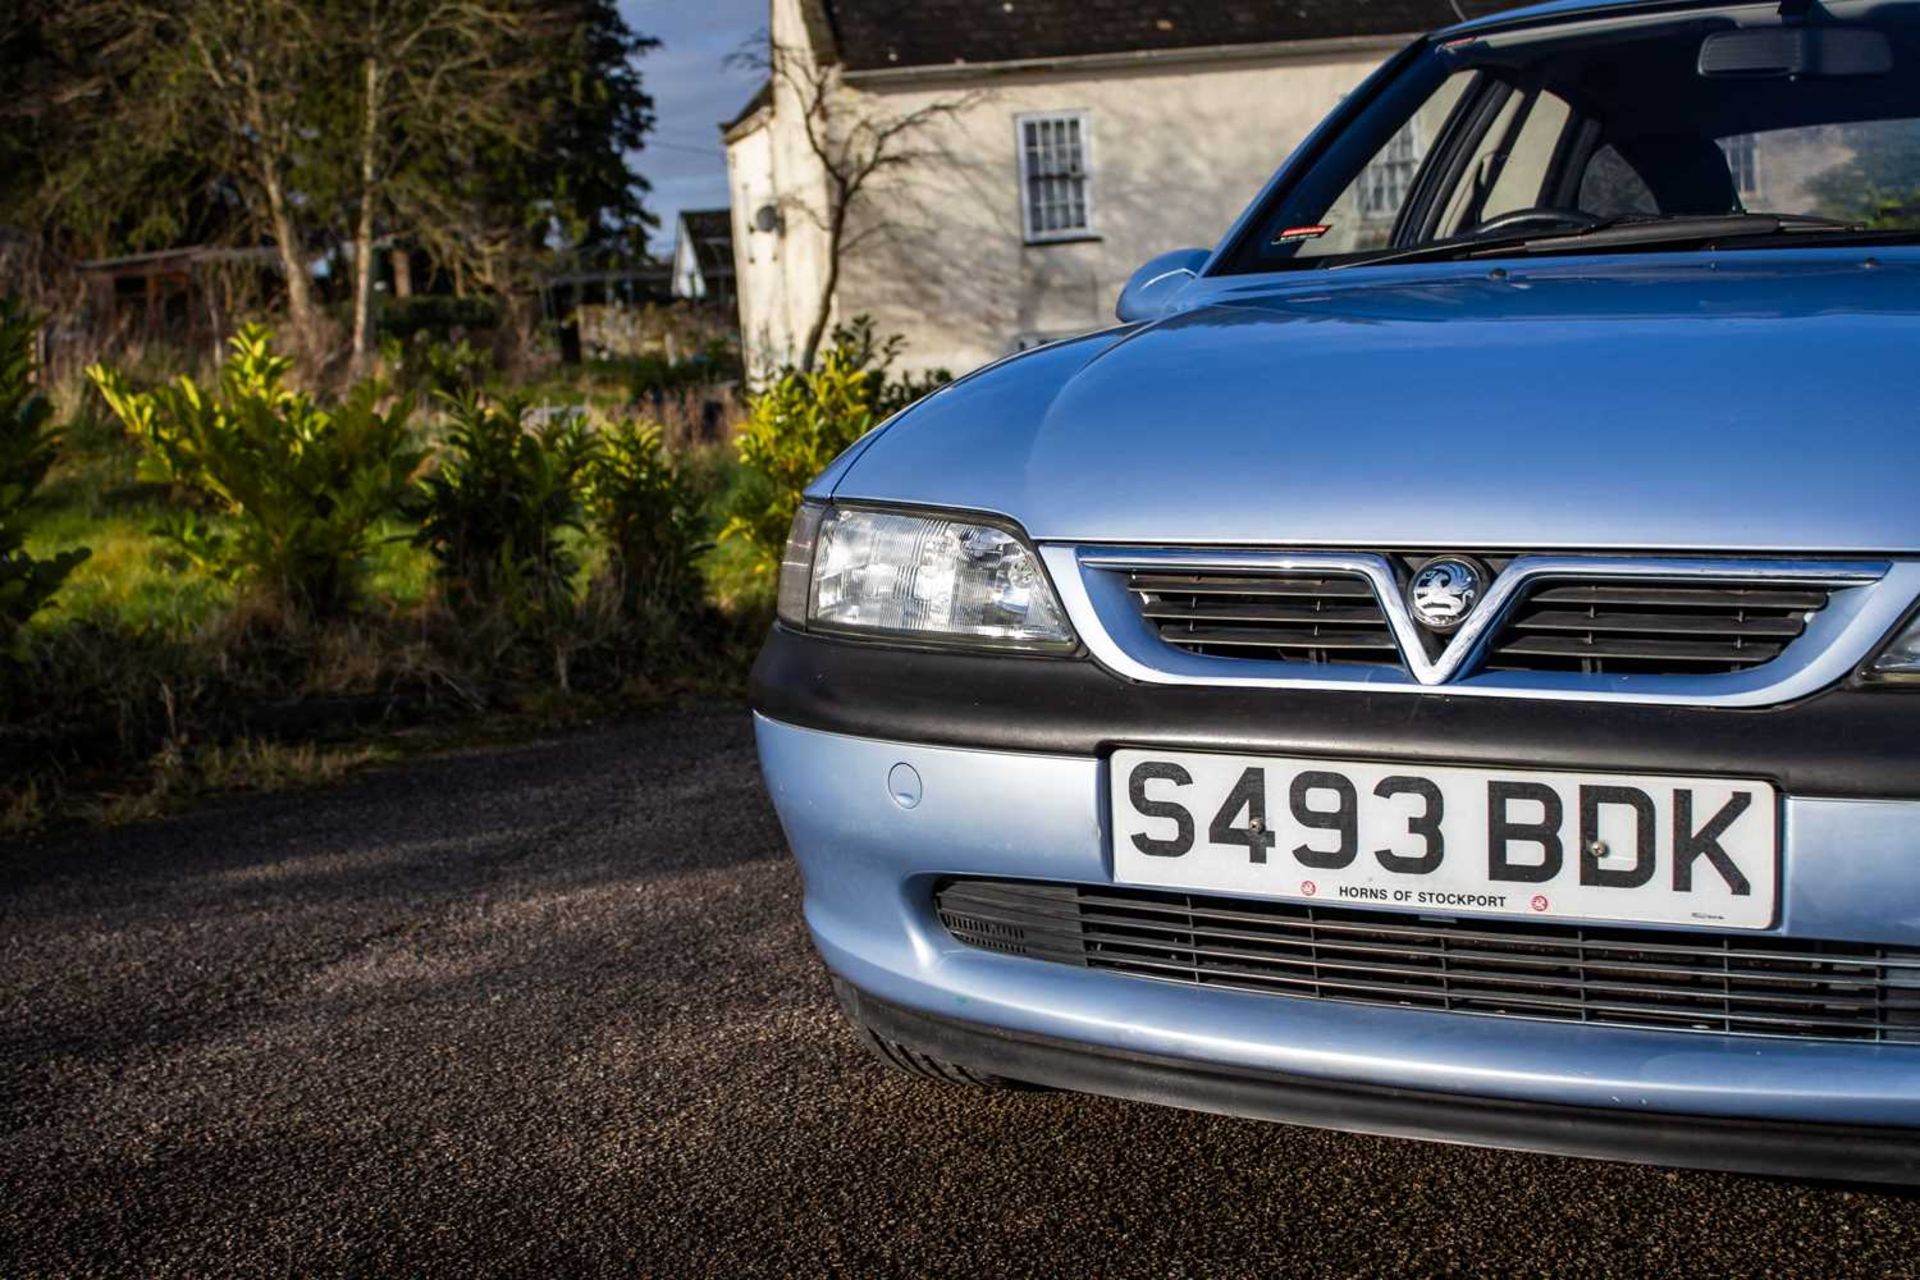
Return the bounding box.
[4,707,1918,1277]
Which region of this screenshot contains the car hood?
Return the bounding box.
[834,251,1920,553]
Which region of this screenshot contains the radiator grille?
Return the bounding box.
[1125,564,1834,678]
[936,879,1920,1045]
[1486,580,1831,675]
[1128,571,1397,666]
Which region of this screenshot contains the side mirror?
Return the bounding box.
[1115,248,1210,324]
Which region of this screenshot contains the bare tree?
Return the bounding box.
[22,0,641,371]
[337,1,541,374]
[760,41,977,370]
[170,1,324,345]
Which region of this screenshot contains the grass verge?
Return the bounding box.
[4,363,766,840]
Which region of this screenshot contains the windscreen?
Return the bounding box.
[1230,1,1920,271]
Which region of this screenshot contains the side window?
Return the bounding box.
[1479,92,1572,219]
[1018,112,1094,242]
[1434,89,1575,237]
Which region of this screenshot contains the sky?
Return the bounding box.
[620,0,767,257]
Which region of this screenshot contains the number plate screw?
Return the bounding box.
[1586,839,1609,859]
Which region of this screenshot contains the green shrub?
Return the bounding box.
[88,326,423,618]
[722,319,950,578]
[406,396,596,615]
[828,317,953,418]
[381,334,494,398]
[0,298,90,658]
[588,420,709,615]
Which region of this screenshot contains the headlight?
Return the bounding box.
[1863,608,1920,684]
[776,502,1074,650]
[775,501,826,628]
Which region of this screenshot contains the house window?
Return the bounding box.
[1358,121,1421,221]
[1720,134,1760,200]
[1018,112,1094,242]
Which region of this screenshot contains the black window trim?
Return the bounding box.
[1391,70,1493,249]
[1402,73,1514,248]
[1544,115,1605,211]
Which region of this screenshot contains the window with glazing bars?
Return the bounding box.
[1358,121,1421,220]
[1019,112,1093,241]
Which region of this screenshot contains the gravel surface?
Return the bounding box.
[4,706,1918,1277]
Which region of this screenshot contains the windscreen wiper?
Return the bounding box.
[1331,213,1869,270]
[1506,212,1866,254]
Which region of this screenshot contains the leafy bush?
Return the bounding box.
[0,298,90,657]
[722,319,950,577]
[406,396,595,615]
[380,334,494,398]
[587,420,709,615]
[828,317,953,418]
[87,325,419,618]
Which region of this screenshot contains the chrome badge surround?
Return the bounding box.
[1409,556,1486,632]
[1042,545,1905,708]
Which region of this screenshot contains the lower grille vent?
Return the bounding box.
[936,878,1920,1045]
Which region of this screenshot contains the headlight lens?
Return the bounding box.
[781,504,1073,649]
[1864,609,1920,684]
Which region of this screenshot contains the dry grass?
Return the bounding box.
[1,780,48,839]
[40,739,395,832]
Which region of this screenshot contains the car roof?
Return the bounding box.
[1440,0,1749,37]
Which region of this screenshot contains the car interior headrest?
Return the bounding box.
[1612,133,1742,216]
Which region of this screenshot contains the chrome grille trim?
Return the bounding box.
[1040,544,1906,707]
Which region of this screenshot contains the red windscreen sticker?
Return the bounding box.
[1272,225,1332,243]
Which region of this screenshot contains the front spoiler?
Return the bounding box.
[841,981,1920,1185]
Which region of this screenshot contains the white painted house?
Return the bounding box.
[721,0,1505,379]
[669,209,736,304]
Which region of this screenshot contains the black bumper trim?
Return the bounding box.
[751,625,1918,798]
[841,983,1920,1184]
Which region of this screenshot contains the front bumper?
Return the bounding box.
[754,702,1920,1174]
[749,624,1918,798]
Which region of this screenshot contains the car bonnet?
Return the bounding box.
[832,249,1920,554]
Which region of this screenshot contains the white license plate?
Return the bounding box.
[1111,749,1778,930]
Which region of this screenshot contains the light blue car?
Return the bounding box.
[751,0,1920,1181]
